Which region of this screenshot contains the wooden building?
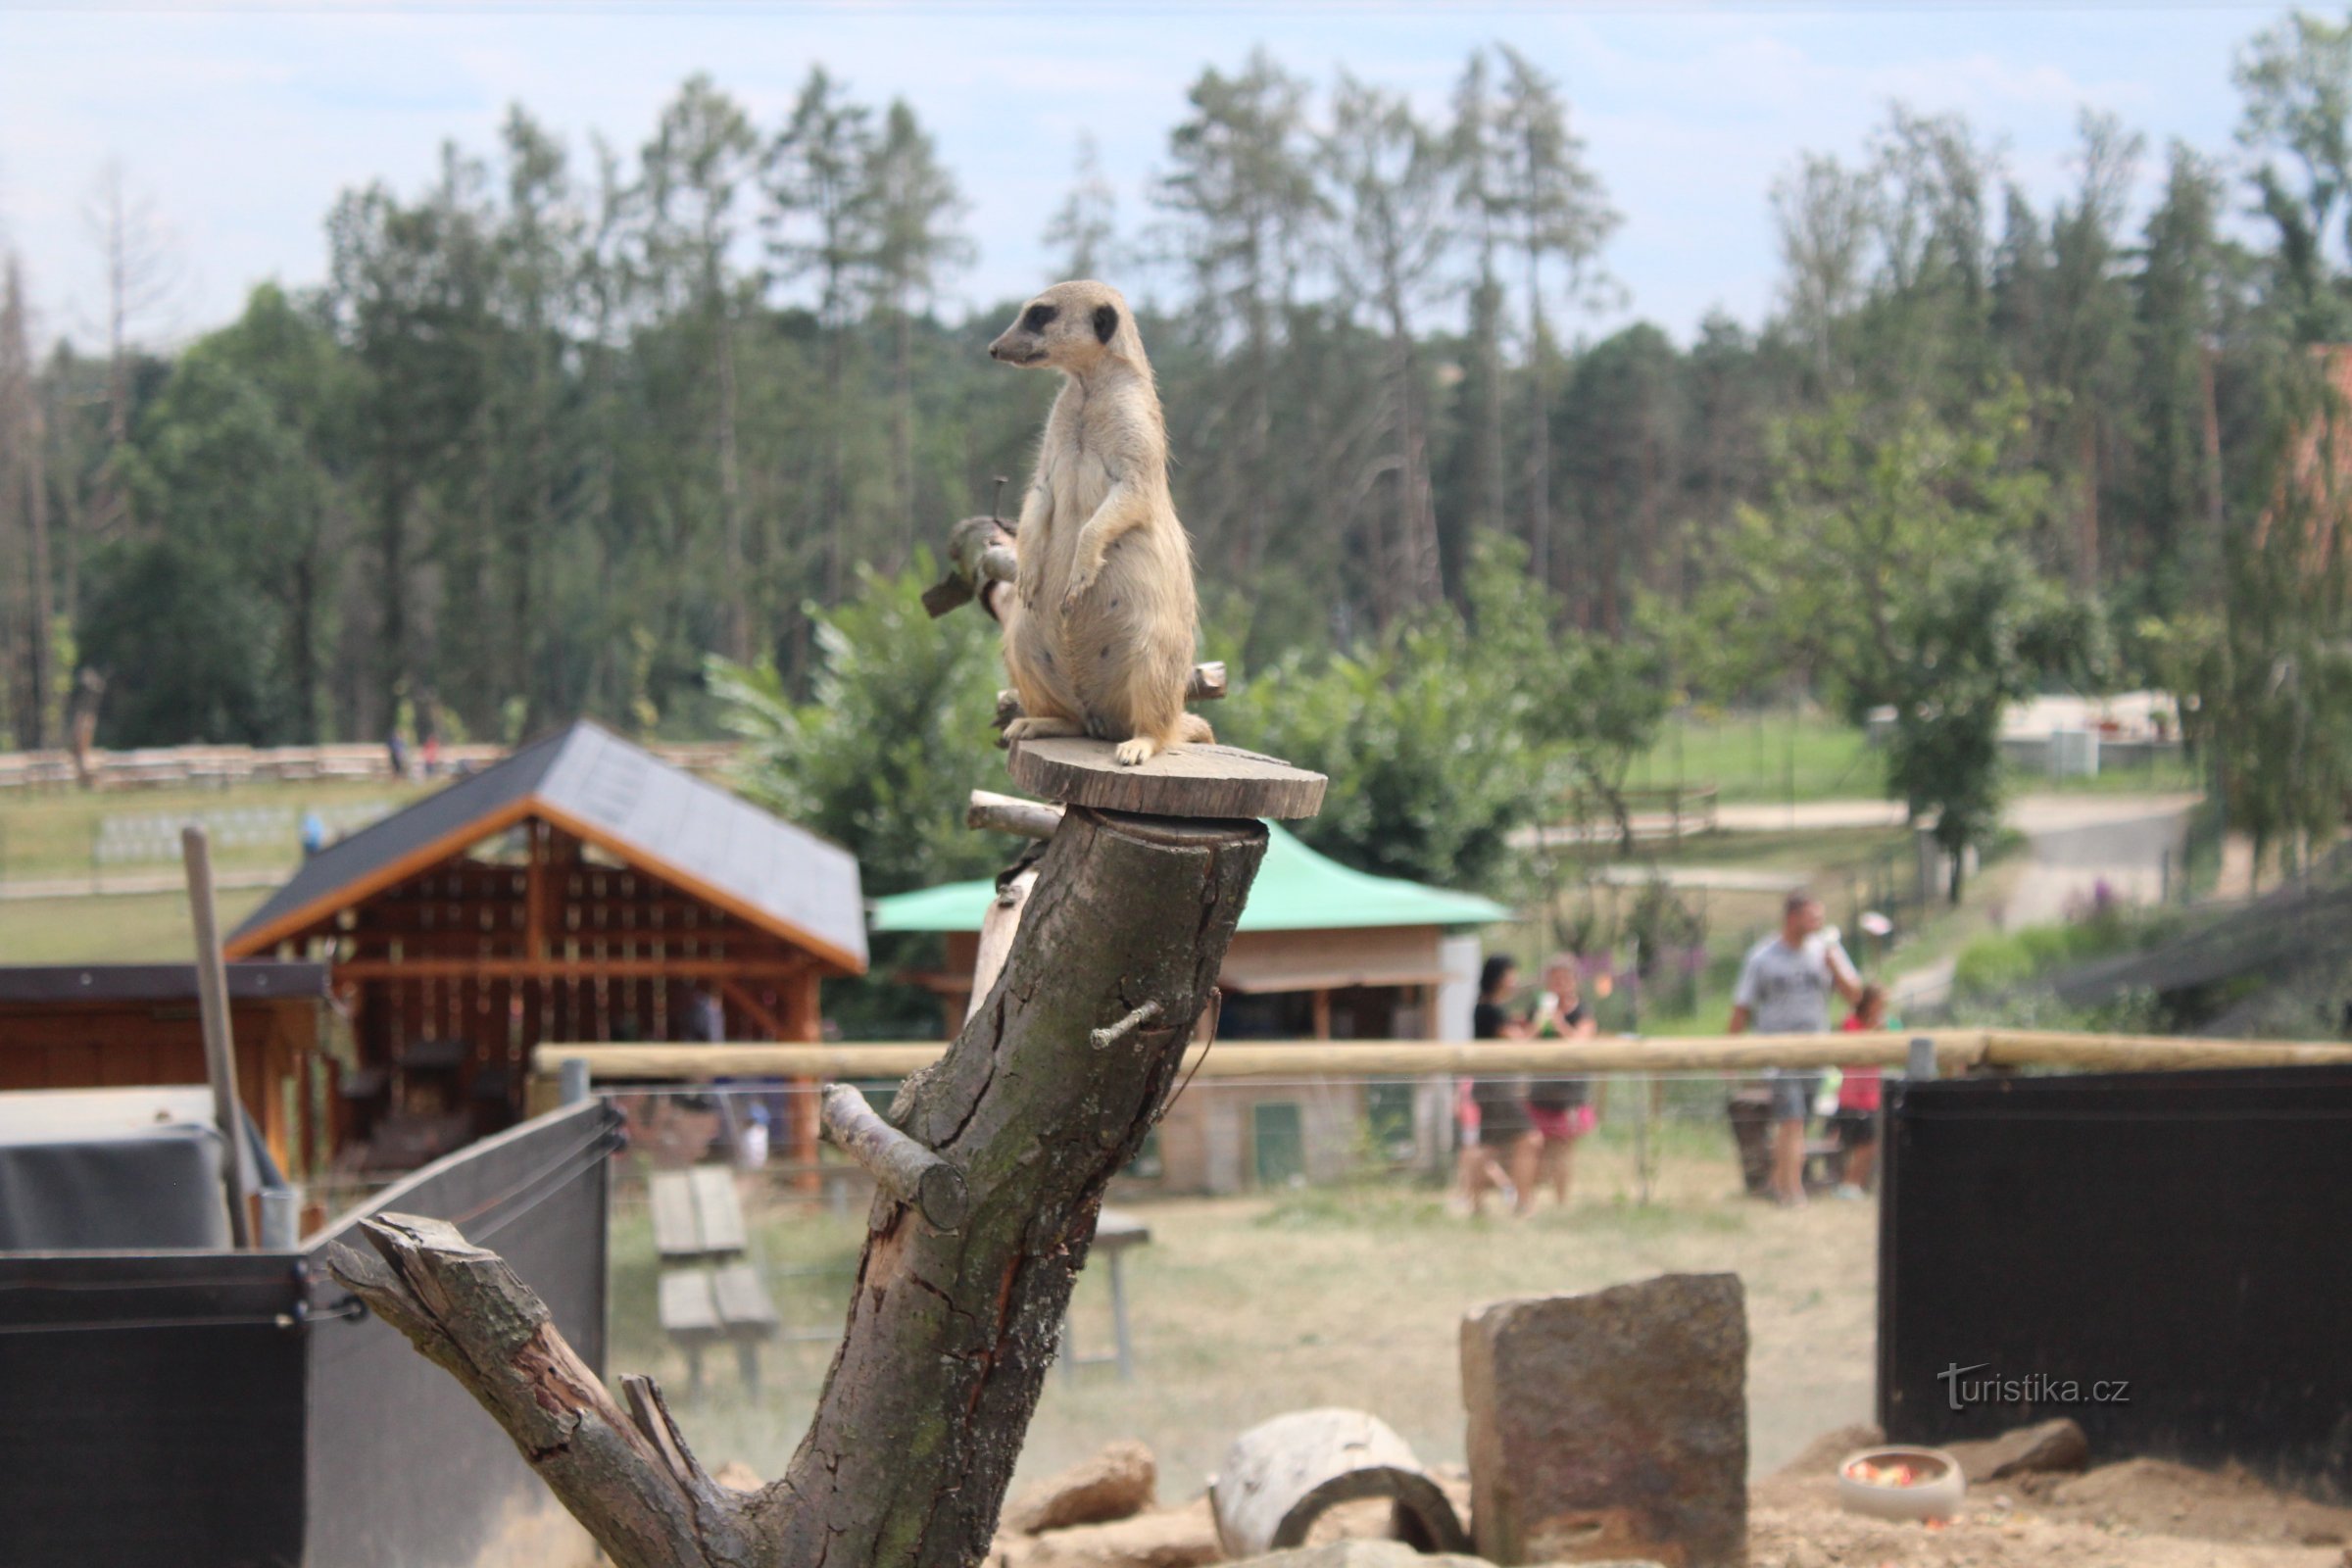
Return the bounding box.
[225,720,865,1172]
[0,961,330,1180]
[871,825,1507,1194]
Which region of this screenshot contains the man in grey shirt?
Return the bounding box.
[1729,888,1861,1206]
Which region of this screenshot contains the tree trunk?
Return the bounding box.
[716,290,749,663]
[23,343,53,750]
[332,806,1267,1568]
[1525,244,1552,592]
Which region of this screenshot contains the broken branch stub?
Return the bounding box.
[819,1082,970,1231]
[326,1214,760,1568]
[968,789,1065,841]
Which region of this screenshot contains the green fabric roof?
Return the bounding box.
[870,823,1512,934]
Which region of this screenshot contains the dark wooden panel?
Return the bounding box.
[1881,1066,2352,1496]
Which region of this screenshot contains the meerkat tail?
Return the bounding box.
[1177,712,1214,745]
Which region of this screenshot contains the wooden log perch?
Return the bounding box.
[819,1082,970,1231]
[335,806,1270,1568]
[1009,736,1327,820]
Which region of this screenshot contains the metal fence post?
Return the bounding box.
[559,1056,591,1106]
[1907,1036,1936,1082]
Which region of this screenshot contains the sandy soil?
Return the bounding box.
[1756,1425,2352,1568]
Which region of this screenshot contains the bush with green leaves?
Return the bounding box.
[1221,534,1669,894]
[710,550,1010,899]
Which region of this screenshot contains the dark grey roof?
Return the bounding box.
[226,720,867,971]
[0,962,329,1005]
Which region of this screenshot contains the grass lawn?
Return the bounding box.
[611,1125,1876,1502]
[0,886,272,961]
[1630,710,2202,807]
[1629,710,1882,806]
[0,777,429,883]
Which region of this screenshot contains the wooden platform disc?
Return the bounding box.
[1006,737,1327,820]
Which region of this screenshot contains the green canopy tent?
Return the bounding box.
[871,823,1510,1040]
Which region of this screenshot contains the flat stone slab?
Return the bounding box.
[1462,1273,1748,1568]
[1008,738,1326,821]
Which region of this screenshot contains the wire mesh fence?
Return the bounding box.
[587,1068,1890,1494]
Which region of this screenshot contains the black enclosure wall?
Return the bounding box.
[1879,1065,2352,1498]
[0,1100,617,1568]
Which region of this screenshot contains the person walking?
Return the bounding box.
[1834,984,1889,1199]
[1728,889,1860,1207]
[1526,956,1601,1209]
[1456,955,1536,1217]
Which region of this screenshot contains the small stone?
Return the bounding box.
[1220,1546,1491,1568]
[1942,1418,2089,1483]
[1461,1273,1747,1568]
[1006,1440,1158,1535]
[1025,1498,1220,1568]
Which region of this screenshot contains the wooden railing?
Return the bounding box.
[0,739,739,792]
[530,1028,2352,1087]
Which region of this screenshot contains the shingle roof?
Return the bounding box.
[225,721,866,972]
[870,822,1510,934]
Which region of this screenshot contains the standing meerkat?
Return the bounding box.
[987,279,1212,766]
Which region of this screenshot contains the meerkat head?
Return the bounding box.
[988,280,1143,375]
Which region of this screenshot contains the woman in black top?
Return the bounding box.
[1458,955,1536,1216]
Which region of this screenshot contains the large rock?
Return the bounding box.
[1005,1441,1158,1534]
[1461,1273,1748,1568]
[1943,1417,2088,1483]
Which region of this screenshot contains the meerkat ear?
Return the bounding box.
[1093,303,1119,345]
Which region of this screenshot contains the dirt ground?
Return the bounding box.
[1756,1425,2352,1568]
[617,1131,1879,1495]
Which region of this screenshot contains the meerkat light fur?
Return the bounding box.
[987,280,1212,766]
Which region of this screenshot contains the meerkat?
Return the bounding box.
[987,279,1212,766]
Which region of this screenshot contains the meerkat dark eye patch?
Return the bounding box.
[1023,304,1057,331]
[1093,304,1119,344]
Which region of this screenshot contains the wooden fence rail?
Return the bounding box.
[530,1029,2352,1089]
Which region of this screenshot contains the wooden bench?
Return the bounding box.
[651,1166,778,1398]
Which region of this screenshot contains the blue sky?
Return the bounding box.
[0,3,2288,354]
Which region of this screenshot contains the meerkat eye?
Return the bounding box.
[1023,304,1058,331]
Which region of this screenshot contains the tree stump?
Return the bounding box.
[330,805,1270,1568]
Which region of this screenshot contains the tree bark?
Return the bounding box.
[332,806,1267,1568]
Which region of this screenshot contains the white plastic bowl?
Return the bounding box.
[1836,1446,1967,1522]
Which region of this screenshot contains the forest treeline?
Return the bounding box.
[6,18,2352,873]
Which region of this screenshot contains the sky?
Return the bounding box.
[0,2,2295,356]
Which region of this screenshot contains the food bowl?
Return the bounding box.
[1835,1446,1966,1522]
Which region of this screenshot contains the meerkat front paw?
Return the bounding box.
[1058,564,1102,619]
[1113,736,1163,765]
[1005,715,1085,744]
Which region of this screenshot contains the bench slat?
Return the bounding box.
[689,1165,748,1255]
[659,1269,721,1339]
[650,1171,703,1258]
[711,1261,780,1336]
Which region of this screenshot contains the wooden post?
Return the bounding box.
[182,825,259,1250]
